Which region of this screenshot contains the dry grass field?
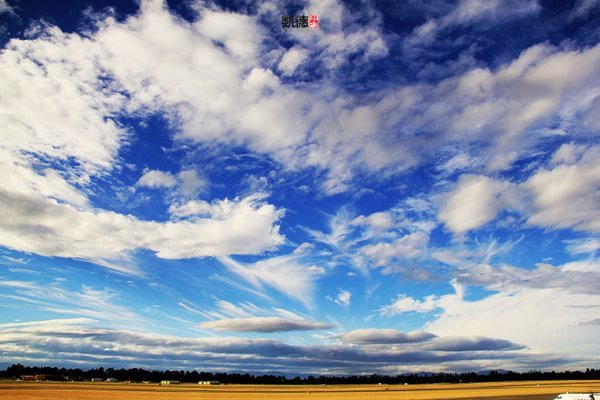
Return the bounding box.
[1,380,599,400]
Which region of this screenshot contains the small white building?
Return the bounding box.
[198,380,220,385]
[160,380,180,385]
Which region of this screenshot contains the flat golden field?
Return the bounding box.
[2,380,600,400]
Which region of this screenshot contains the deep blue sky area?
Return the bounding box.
[0,0,599,375]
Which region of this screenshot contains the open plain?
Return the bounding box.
[1,380,600,400]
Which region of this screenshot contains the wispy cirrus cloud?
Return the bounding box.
[218,252,325,308]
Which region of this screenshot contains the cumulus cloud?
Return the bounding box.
[136,169,177,189]
[284,0,388,70]
[361,231,429,265]
[137,168,206,196]
[352,211,393,231]
[340,329,436,345]
[525,145,600,232]
[438,145,600,235]
[0,189,284,262]
[197,317,334,333]
[80,0,393,195]
[176,169,206,198]
[550,143,588,166]
[0,2,295,272]
[395,42,600,173]
[278,46,309,76]
[378,294,441,316]
[334,289,351,306]
[438,175,518,234]
[3,0,597,201]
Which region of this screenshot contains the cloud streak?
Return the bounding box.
[340,329,436,345]
[198,317,334,333]
[0,318,552,374]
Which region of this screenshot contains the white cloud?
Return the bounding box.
[550,143,588,166]
[1,4,293,271]
[0,280,40,290]
[6,0,595,200]
[0,281,142,325]
[0,189,284,262]
[438,175,517,234]
[395,42,600,173]
[2,0,599,205]
[218,252,325,308]
[393,258,600,356]
[0,0,13,14]
[306,208,355,250]
[287,0,388,70]
[525,146,600,232]
[378,294,441,316]
[278,46,309,76]
[564,238,600,255]
[193,7,263,63]
[168,199,213,218]
[0,27,125,180]
[136,169,177,189]
[176,169,206,198]
[438,145,600,235]
[136,168,205,197]
[197,317,334,333]
[352,211,393,230]
[405,0,539,48]
[360,231,429,266]
[334,289,351,306]
[427,286,600,355]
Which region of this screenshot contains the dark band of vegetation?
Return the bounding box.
[2,364,600,384]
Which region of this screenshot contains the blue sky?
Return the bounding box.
[0,0,599,375]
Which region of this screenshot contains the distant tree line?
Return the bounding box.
[2,364,600,384]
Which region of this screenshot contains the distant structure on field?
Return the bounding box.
[198,380,220,385]
[106,377,118,382]
[553,394,599,400]
[160,380,180,385]
[20,374,65,381]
